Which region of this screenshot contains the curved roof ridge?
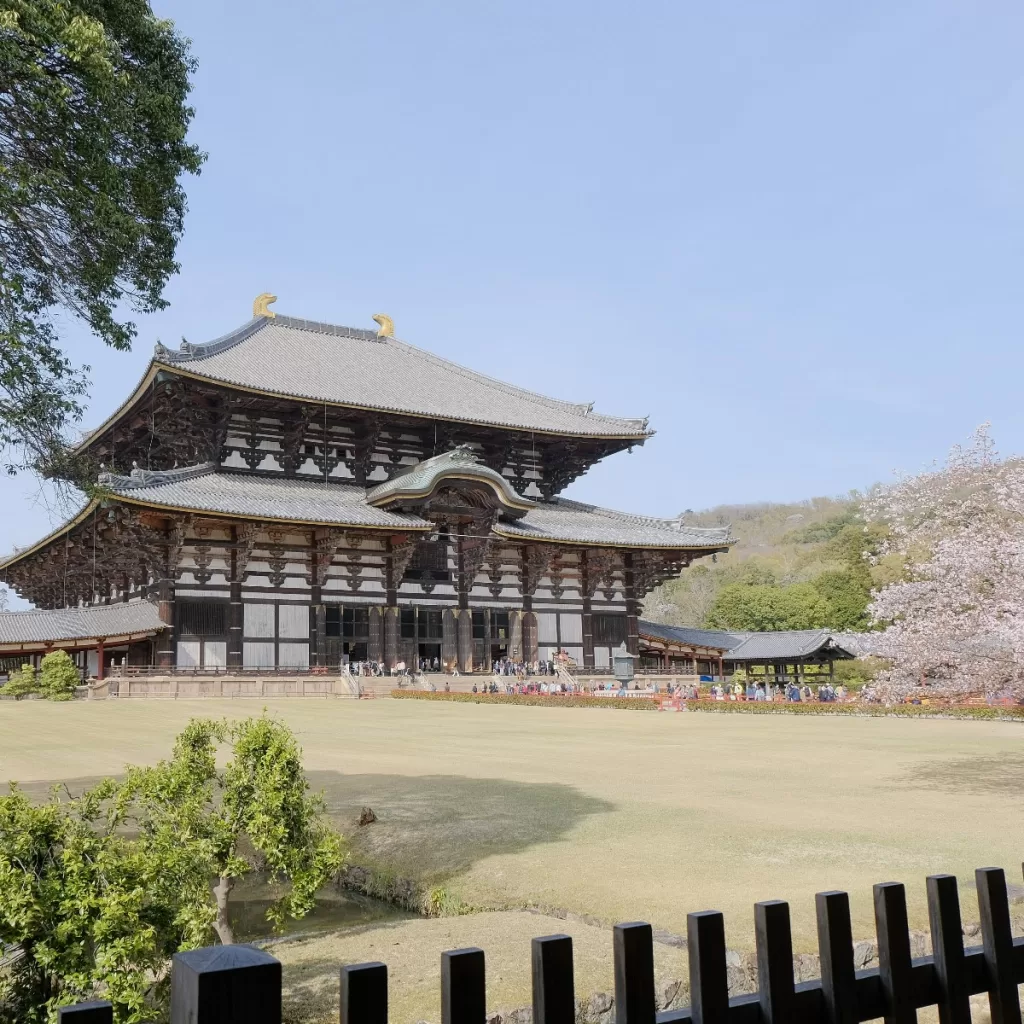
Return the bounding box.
[98,462,218,490]
[158,316,271,362]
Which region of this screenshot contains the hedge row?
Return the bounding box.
[680,699,1024,721]
[390,690,658,711]
[389,690,1024,721]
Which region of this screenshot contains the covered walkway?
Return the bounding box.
[0,602,166,681]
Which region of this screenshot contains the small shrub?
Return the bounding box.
[3,663,38,698]
[38,650,79,701]
[425,885,472,917]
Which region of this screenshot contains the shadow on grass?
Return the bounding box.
[307,771,614,883]
[901,754,1024,796]
[12,771,615,886]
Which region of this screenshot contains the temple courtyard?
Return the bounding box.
[2,698,1021,1020]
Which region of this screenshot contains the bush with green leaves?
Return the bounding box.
[0,715,346,1022]
[1,662,37,698]
[38,649,79,700]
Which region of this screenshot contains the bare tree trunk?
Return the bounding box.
[212,874,235,945]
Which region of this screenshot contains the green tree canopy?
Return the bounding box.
[705,582,833,631]
[38,649,79,700]
[0,716,345,1022]
[0,0,204,474]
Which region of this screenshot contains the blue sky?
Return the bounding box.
[3,0,1024,605]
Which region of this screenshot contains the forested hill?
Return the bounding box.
[643,495,902,632]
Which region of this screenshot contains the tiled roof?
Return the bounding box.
[3,467,730,573]
[101,464,432,530]
[0,602,166,645]
[637,620,856,660]
[498,499,733,550]
[638,620,739,650]
[99,466,728,549]
[154,315,651,439]
[725,629,855,661]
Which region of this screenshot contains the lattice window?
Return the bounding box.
[178,600,227,637]
[593,613,627,645]
[404,538,449,580]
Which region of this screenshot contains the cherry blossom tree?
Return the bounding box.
[863,424,1024,701]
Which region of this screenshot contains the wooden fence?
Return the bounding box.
[57,865,1024,1024]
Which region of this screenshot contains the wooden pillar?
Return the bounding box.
[510,609,523,661]
[228,530,243,669]
[454,537,473,672]
[623,551,639,656]
[457,610,474,673]
[522,594,538,667]
[156,532,176,669]
[367,606,383,663]
[442,607,459,671]
[482,609,492,672]
[96,639,105,682]
[383,606,399,670]
[385,541,400,672]
[581,552,595,670]
[313,595,327,668]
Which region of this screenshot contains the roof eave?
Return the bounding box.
[0,499,100,573]
[109,493,434,532]
[97,361,654,442]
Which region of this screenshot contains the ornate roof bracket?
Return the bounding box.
[308,527,347,589]
[386,534,418,592]
[519,543,558,598]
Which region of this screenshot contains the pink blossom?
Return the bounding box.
[864,424,1024,702]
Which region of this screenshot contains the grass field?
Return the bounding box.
[2,698,1021,1019]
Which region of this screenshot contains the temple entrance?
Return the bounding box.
[491,642,509,663]
[343,642,368,662]
[418,642,441,669]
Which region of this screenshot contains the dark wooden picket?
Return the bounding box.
[532,934,575,1024]
[341,961,388,1024]
[815,890,857,1024]
[56,861,1024,1024]
[927,874,971,1024]
[57,1002,114,1023]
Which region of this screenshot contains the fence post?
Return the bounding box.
[816,890,857,1024]
[873,882,915,1024]
[926,874,970,1024]
[532,934,575,1024]
[755,900,795,1024]
[57,1003,113,1023]
[442,948,485,1024]
[170,945,282,1024]
[976,866,1022,1024]
[687,911,729,1024]
[341,962,387,1024]
[614,922,655,1024]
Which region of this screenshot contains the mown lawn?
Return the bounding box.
[2,697,1021,957]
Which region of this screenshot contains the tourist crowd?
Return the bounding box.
[702,681,848,702]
